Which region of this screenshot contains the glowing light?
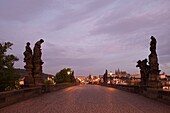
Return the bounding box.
[109,72,113,77]
[19,81,24,85]
[67,71,71,75]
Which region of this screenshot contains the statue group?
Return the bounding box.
[23,39,44,86]
[136,59,150,87]
[136,36,160,88]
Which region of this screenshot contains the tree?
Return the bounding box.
[0,42,20,92]
[55,68,75,83]
[70,70,75,82]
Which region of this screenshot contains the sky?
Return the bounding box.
[0,0,170,76]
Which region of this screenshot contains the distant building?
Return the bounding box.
[159,72,167,79]
[75,76,88,84]
[159,72,170,88]
[115,68,129,77]
[99,75,104,83]
[130,73,141,79]
[103,69,130,84]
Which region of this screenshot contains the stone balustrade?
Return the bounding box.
[101,83,170,105]
[0,83,77,108]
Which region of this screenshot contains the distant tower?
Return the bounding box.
[115,68,120,75]
[118,68,120,73]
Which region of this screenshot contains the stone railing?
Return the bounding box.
[43,83,78,92]
[0,83,78,108]
[101,84,141,93]
[101,83,170,105]
[143,88,170,105]
[0,87,41,108]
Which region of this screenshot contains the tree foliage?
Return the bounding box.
[44,79,54,85]
[0,42,20,92]
[55,68,75,83]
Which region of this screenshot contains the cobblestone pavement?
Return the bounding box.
[0,85,170,113]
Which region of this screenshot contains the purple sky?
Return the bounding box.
[0,0,170,76]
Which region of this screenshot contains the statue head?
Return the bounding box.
[151,36,155,40]
[39,39,44,43]
[26,42,30,46]
[150,36,156,43]
[136,60,142,67]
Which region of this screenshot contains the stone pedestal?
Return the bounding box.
[148,80,159,88]
[148,70,161,88]
[34,74,44,85]
[24,75,35,87]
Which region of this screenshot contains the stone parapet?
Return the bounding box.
[0,83,78,108]
[100,83,170,105]
[0,87,41,108]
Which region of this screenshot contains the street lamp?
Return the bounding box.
[109,72,112,77]
[67,71,71,75]
[109,71,113,84]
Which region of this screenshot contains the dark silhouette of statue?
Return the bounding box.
[136,59,150,86]
[24,42,33,68]
[103,69,108,83]
[23,39,44,86]
[136,36,160,88]
[23,42,34,86]
[149,36,158,68]
[148,36,160,88]
[33,39,44,85]
[150,36,156,53]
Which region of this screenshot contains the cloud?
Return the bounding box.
[0,0,55,22]
[43,57,99,75]
[1,0,170,75]
[46,0,115,31]
[91,1,170,36]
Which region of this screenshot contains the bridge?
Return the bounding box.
[0,85,170,113]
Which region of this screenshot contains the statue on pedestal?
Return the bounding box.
[136,36,161,88]
[23,39,45,86]
[33,39,44,85]
[148,36,160,88]
[23,42,34,86]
